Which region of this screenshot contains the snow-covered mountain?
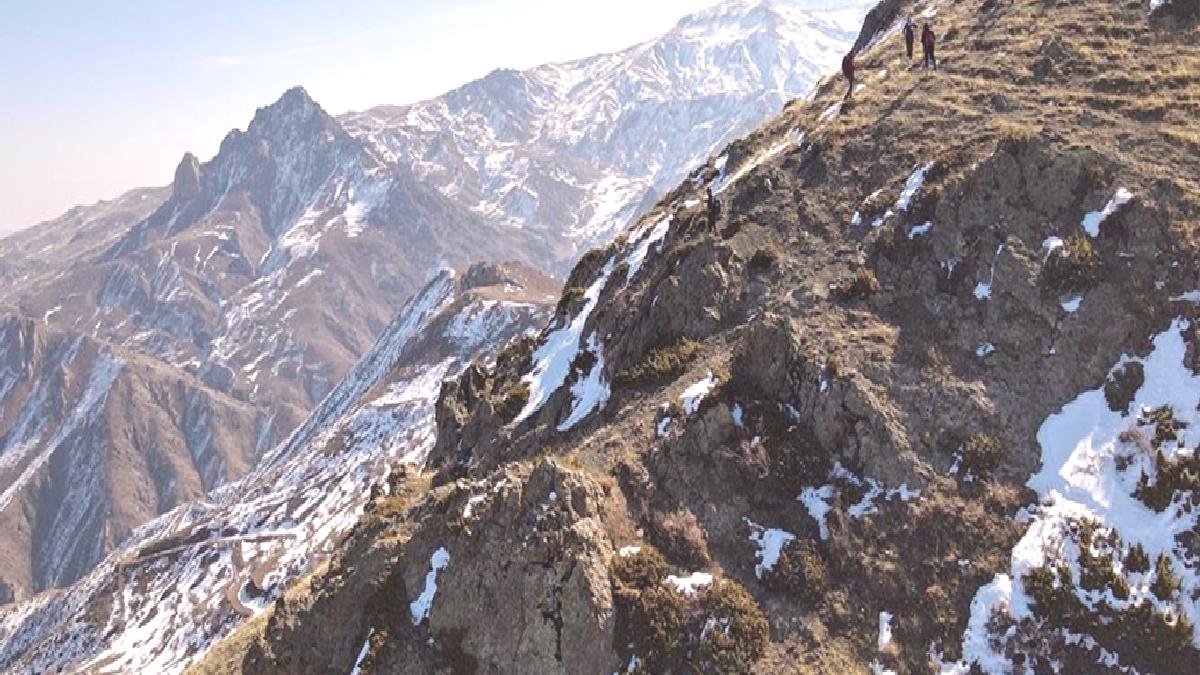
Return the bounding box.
[0,0,873,603]
[0,262,556,673]
[342,0,869,250]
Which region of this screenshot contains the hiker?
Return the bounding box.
[904,19,915,59]
[921,23,938,70]
[842,49,856,100]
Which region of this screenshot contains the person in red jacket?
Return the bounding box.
[921,23,938,70]
[842,49,857,100]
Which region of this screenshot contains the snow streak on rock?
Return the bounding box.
[410,547,451,625]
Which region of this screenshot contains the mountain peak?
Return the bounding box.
[671,0,873,39]
[246,85,329,137]
[171,152,201,200]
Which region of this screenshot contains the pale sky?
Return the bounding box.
[0,0,718,233]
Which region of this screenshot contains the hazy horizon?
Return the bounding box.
[0,0,720,233]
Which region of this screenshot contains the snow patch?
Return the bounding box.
[558,333,610,432]
[410,547,451,624]
[908,222,932,239]
[657,416,674,438]
[516,257,615,426]
[1081,188,1133,237]
[350,628,374,675]
[681,371,719,416]
[877,611,894,651]
[665,572,714,595]
[746,520,796,579]
[799,485,835,540]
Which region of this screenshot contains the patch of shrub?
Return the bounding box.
[1020,522,1199,672]
[495,336,534,372]
[613,339,702,389]
[1074,521,1127,600]
[1105,362,1145,413]
[1140,405,1188,449]
[1024,561,1197,672]
[832,267,880,301]
[764,539,826,602]
[1125,544,1150,574]
[619,586,688,672]
[612,548,670,590]
[1152,554,1180,602]
[748,245,781,272]
[1042,232,1101,294]
[962,432,1005,478]
[650,510,711,569]
[693,580,770,674]
[1136,448,1200,512]
[998,122,1037,151]
[612,557,768,674]
[494,380,530,423]
[554,286,588,319]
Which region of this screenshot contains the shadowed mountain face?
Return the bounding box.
[0,0,873,602]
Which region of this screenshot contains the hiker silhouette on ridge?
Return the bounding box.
[904,19,915,60]
[842,49,857,100]
[921,23,938,70]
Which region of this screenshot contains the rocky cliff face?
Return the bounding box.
[0,0,874,601]
[157,0,1200,672]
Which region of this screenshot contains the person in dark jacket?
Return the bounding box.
[842,49,857,100]
[904,19,915,59]
[921,23,938,70]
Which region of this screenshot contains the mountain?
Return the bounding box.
[0,0,873,602]
[341,0,870,251]
[24,0,1189,672]
[0,262,556,673]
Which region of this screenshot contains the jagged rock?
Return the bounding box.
[172,152,201,201]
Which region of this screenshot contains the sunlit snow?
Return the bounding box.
[410,547,451,625]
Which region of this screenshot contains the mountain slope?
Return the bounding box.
[0,262,556,673]
[0,316,264,606]
[0,0,875,600]
[155,0,1200,673]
